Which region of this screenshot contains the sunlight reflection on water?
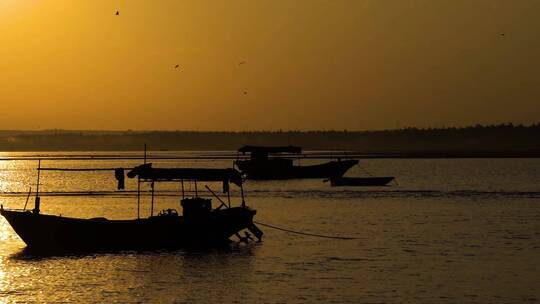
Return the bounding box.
[0,152,538,303]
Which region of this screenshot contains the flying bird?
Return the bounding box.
[238,61,246,66]
[500,33,505,37]
[175,64,180,69]
[115,11,120,16]
[243,91,248,95]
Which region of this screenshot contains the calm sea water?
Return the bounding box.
[0,152,539,303]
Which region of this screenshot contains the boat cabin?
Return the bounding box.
[238,145,302,162]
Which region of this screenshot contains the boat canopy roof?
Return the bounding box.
[127,163,242,186]
[238,145,302,154]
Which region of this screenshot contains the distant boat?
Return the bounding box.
[329,176,395,187]
[234,145,358,180]
[1,163,262,252]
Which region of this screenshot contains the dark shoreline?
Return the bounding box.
[1,124,539,155]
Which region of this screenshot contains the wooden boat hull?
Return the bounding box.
[330,176,395,186]
[236,159,358,180]
[0,207,256,252]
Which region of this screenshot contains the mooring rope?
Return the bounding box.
[253,221,360,240]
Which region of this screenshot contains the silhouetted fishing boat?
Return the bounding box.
[235,145,358,180]
[329,176,395,186]
[1,163,262,252]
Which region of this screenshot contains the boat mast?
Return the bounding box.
[180,179,185,199]
[240,183,245,208]
[35,159,41,198]
[150,180,155,216]
[34,159,41,214]
[227,187,231,208]
[137,144,146,220]
[137,177,140,219]
[144,144,147,164]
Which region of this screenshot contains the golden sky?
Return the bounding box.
[0,0,539,130]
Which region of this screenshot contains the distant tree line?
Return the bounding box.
[0,123,539,153]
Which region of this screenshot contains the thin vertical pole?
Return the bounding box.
[150,180,155,217]
[240,183,245,208]
[227,188,231,208]
[144,144,147,164]
[23,186,32,211]
[34,160,42,214]
[181,179,185,199]
[35,159,41,198]
[137,177,141,219]
[194,180,198,197]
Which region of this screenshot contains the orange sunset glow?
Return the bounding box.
[1,0,539,130]
[0,2,539,303]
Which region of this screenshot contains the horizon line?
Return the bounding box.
[0,122,539,133]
